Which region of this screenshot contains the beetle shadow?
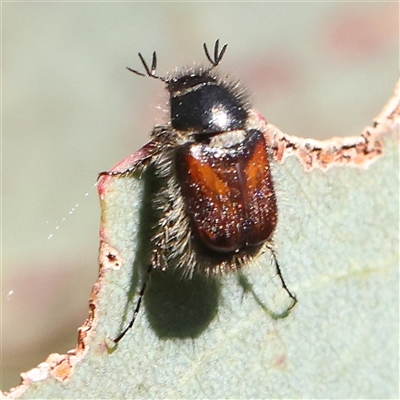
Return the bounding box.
[237,272,294,320]
[124,165,219,340]
[145,269,220,339]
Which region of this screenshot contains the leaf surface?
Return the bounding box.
[5,83,399,400]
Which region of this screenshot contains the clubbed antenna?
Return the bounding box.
[127,51,165,81]
[203,39,228,68]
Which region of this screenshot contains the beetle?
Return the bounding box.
[100,40,296,342]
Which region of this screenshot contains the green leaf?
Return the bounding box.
[5,83,399,400]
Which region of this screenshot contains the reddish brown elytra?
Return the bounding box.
[176,130,277,253]
[100,40,296,343]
